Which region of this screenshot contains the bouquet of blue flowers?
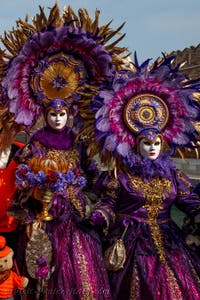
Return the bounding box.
[16,164,87,193]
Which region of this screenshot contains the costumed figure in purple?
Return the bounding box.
[81,54,200,300]
[0,3,130,299]
[14,98,112,300]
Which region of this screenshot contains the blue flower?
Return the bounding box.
[34,171,47,188]
[77,176,87,188]
[15,163,87,193]
[25,172,36,187]
[49,180,65,193]
[64,170,75,184]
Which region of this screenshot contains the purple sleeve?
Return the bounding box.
[89,171,120,233]
[174,169,200,217]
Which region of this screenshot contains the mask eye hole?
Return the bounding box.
[154,141,160,146]
[49,112,57,117]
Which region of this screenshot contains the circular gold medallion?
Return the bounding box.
[124,94,169,133]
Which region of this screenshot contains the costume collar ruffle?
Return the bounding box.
[125,152,176,181]
[30,126,74,150]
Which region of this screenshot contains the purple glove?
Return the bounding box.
[89,211,105,226]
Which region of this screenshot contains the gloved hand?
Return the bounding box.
[89,211,105,226]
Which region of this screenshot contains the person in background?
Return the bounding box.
[0,106,24,250]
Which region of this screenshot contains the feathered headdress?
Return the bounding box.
[79,53,200,166]
[0,3,129,134]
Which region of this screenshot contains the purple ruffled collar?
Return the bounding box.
[125,152,176,181]
[30,126,74,150]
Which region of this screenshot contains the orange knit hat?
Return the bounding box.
[0,236,11,258]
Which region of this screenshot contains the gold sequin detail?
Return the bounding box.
[130,258,139,299]
[105,178,120,199]
[75,234,95,300]
[187,256,200,287]
[67,185,84,218]
[177,170,192,196]
[164,264,183,299]
[28,142,79,173]
[129,175,172,262]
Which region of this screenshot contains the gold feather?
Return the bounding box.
[48,3,62,28]
[63,6,75,29]
[103,22,126,44]
[32,6,48,31]
[106,33,126,50]
[91,9,100,34]
[78,8,88,31]
[67,5,80,28]
[99,20,113,36]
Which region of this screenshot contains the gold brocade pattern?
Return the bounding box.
[39,55,84,100]
[28,142,85,217]
[130,259,183,298]
[75,234,95,300]
[129,175,172,262]
[28,143,79,173]
[164,264,183,299]
[105,178,120,199]
[67,185,84,218]
[177,170,192,196]
[187,256,200,287]
[130,258,139,299]
[25,221,52,280]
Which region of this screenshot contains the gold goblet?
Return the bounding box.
[33,187,53,221]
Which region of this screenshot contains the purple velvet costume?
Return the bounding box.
[15,126,112,300]
[97,154,200,300]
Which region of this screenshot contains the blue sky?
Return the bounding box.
[0,0,200,63]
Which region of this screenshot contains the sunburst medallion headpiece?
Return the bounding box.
[0,3,129,130]
[80,53,200,165]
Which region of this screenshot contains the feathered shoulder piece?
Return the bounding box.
[0,3,129,131]
[79,53,200,166]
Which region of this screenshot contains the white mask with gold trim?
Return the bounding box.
[139,137,162,160]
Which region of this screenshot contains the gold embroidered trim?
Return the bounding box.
[75,234,95,300]
[130,258,183,299]
[164,264,183,299]
[95,209,110,235]
[187,256,200,287]
[177,170,192,196]
[28,142,79,173]
[105,178,120,199]
[129,175,172,262]
[130,258,139,299]
[67,186,84,218]
[97,205,115,221]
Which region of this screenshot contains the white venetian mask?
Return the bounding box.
[47,109,68,130]
[139,136,162,160]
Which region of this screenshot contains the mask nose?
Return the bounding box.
[55,114,60,121]
[150,144,155,151]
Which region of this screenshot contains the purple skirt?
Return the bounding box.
[48,220,112,300]
[107,220,200,300]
